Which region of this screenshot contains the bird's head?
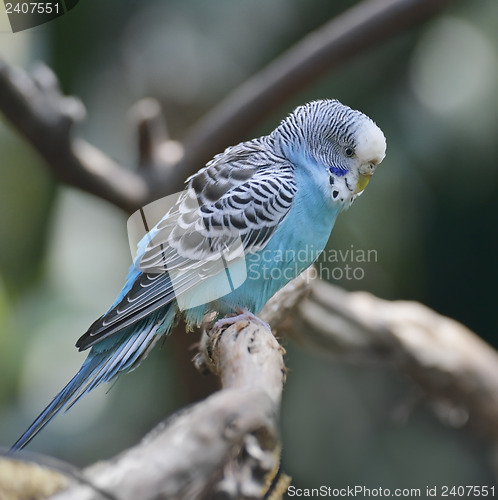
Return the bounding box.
[273,99,386,207]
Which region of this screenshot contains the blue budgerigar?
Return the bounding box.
[12,99,386,450]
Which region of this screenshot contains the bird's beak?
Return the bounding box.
[354,163,377,194]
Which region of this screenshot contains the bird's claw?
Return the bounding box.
[213,308,271,333]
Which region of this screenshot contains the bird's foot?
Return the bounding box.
[213,308,271,333]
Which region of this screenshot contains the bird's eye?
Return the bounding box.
[345,147,355,157]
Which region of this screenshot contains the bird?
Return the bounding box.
[12,99,386,450]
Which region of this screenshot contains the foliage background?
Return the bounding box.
[1,0,497,492]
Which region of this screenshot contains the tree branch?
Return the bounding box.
[5,275,312,500]
[0,62,149,213]
[5,271,498,497]
[282,278,498,442]
[50,318,288,500]
[0,0,452,214]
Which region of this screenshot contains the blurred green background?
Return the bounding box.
[1,0,497,493]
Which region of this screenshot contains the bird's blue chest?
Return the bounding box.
[222,171,340,313]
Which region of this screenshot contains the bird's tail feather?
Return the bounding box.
[11,316,164,452]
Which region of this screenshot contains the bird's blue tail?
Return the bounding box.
[11,312,168,451]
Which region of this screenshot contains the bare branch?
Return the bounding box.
[0,61,149,213]
[283,279,498,442]
[5,271,497,497]
[50,319,287,500]
[0,0,452,213]
[0,457,69,500]
[128,98,184,170]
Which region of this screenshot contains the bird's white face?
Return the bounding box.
[329,117,386,207]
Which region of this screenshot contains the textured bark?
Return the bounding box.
[51,318,287,500]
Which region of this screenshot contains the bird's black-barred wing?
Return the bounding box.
[77,140,297,350]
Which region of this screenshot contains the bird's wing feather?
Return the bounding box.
[77,141,296,350]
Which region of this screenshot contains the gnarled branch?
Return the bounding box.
[281,278,498,443]
[50,317,288,500]
[0,0,452,214]
[5,270,498,498]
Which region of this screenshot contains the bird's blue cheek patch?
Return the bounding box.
[329,166,348,176]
